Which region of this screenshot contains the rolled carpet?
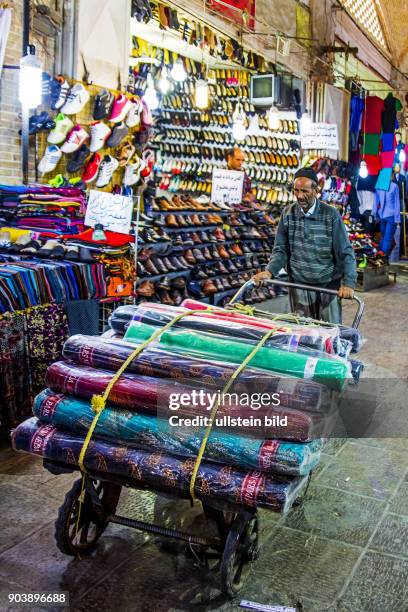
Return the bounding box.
[46,361,333,441]
[33,389,323,475]
[12,417,309,513]
[124,322,351,391]
[62,335,326,414]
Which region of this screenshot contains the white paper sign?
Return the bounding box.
[211,169,244,204]
[301,123,339,150]
[85,190,134,235]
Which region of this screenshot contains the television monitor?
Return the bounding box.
[250,74,275,106]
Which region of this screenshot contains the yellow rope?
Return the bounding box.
[188,315,288,501]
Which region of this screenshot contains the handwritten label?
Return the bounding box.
[211,169,244,205]
[85,190,134,235]
[301,123,339,150]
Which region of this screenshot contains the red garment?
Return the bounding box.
[362,96,384,134]
[363,154,381,175]
[380,151,395,169]
[60,228,134,246]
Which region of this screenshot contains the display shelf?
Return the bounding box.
[136,270,191,284]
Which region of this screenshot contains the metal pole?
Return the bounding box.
[21,0,30,184]
[402,181,407,258]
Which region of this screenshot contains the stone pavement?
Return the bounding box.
[0,280,407,612]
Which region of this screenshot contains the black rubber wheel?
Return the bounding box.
[220,513,259,598]
[55,478,114,556]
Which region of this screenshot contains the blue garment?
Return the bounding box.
[350,96,365,132]
[375,168,392,191]
[381,133,395,152]
[379,217,397,255]
[374,182,401,223]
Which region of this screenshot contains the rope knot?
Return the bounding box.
[232,303,255,316]
[91,394,106,414]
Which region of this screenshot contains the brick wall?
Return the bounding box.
[0,0,57,185]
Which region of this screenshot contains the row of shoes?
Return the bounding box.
[169,228,275,247]
[153,194,224,211]
[137,277,188,305]
[247,167,293,184]
[164,213,225,227]
[191,254,269,280]
[159,177,212,193]
[159,111,232,128]
[255,188,296,206]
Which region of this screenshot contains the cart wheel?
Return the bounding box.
[220,513,259,598]
[55,478,114,556]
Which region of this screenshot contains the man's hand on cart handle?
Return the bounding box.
[253,271,272,285]
[338,285,354,299]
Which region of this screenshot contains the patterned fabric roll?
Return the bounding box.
[12,417,309,513]
[45,361,332,441]
[33,389,323,475]
[62,335,326,414]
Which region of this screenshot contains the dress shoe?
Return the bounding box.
[156,228,172,240]
[200,231,210,242]
[225,260,238,273]
[176,215,188,227]
[230,276,240,287]
[202,247,213,260]
[214,228,225,241]
[192,248,206,263]
[157,288,174,305]
[137,280,155,297]
[144,259,160,275]
[202,279,217,295]
[157,276,171,290]
[166,214,178,227]
[231,244,243,256]
[184,249,197,265]
[191,232,202,244]
[171,276,186,289]
[169,256,184,270]
[214,278,224,292]
[217,262,228,274]
[235,259,244,269]
[194,269,208,280]
[170,288,184,305]
[179,255,193,268]
[242,244,252,254]
[221,277,231,290]
[163,257,177,271]
[218,246,230,259]
[153,258,169,274]
[191,214,201,225]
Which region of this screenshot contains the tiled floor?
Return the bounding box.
[0,280,407,611]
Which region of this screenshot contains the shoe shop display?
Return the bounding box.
[82,152,102,183]
[109,94,133,123]
[106,122,129,148]
[67,144,90,173]
[93,89,115,120]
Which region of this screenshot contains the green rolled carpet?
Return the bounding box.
[124,322,350,391]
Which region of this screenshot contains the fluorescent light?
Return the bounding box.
[19,50,42,109]
[195,79,209,109]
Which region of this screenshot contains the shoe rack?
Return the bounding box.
[135,194,278,307]
[149,75,301,214]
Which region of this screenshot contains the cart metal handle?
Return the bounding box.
[228,279,365,329]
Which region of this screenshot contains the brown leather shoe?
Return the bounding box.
[137,280,155,297]
[176,215,188,227]
[191,232,202,244]
[202,279,217,295]
[166,214,178,227]
[184,249,197,265]
[218,246,230,259]
[157,288,174,305]
[144,259,160,275]
[191,214,201,225]
[231,244,243,256]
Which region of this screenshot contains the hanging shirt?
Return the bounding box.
[357,191,376,214]
[362,96,384,134]
[350,96,365,133]
[381,94,403,133]
[374,182,401,223]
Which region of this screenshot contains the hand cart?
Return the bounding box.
[44,280,365,598]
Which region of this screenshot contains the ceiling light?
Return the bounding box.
[158,66,171,94]
[359,160,368,178]
[171,58,187,82]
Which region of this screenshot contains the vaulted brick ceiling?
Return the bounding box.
[377,0,408,75]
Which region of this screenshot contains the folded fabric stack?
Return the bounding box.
[12,301,360,512]
[0,184,86,235]
[0,256,106,312]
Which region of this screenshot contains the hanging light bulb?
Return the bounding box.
[232,102,247,141]
[399,148,406,163]
[19,47,42,109]
[158,66,171,94]
[142,74,159,111]
[268,105,280,130]
[300,111,311,134]
[195,79,209,109]
[359,160,368,178]
[171,58,187,82]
